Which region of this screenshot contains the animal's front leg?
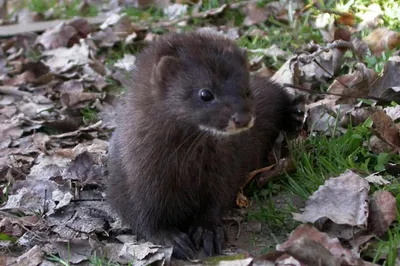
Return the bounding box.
[188,204,226,256]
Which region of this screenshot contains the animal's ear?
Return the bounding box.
[151,56,180,86]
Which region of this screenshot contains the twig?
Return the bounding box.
[50,121,102,139]
[311,58,356,90]
[70,198,105,202]
[0,85,31,97]
[297,40,354,65]
[283,83,393,104]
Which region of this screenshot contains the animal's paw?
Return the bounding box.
[155,230,196,260]
[189,224,226,256]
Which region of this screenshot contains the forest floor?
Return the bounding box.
[1,0,400,265]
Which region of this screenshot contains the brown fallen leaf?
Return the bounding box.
[292,170,370,227]
[257,156,295,188]
[368,135,395,154]
[36,22,78,50]
[327,63,377,104]
[243,164,275,189]
[371,109,400,150]
[46,239,95,264]
[242,2,268,26]
[236,191,249,208]
[284,237,343,265]
[369,56,400,101]
[305,101,348,134]
[90,27,120,48]
[60,91,102,109]
[340,106,377,128]
[14,245,43,266]
[0,217,24,237]
[68,17,93,38]
[277,224,352,259]
[103,242,173,265]
[368,190,396,237]
[277,224,379,266]
[336,12,355,26]
[62,151,107,187]
[364,28,400,56]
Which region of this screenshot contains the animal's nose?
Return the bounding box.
[232,113,252,128]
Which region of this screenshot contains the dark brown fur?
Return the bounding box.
[106,32,299,260]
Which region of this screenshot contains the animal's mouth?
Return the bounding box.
[199,116,255,137]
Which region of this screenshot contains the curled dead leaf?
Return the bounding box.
[368,190,396,237]
[36,22,78,50]
[327,64,376,104]
[371,110,400,150]
[277,224,353,258]
[369,57,400,101]
[292,170,370,227]
[236,191,249,208]
[364,28,400,56]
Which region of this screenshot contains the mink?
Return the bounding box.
[106,31,303,260]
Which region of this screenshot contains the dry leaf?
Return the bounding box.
[369,56,400,101]
[384,105,400,121]
[90,27,120,48]
[368,190,396,236]
[36,22,78,50]
[51,239,94,264]
[340,106,377,128]
[242,3,268,26]
[371,109,400,150]
[322,221,365,241]
[236,191,249,208]
[284,237,343,265]
[257,157,295,187]
[42,43,91,73]
[60,91,101,109]
[364,28,400,56]
[327,64,376,104]
[277,224,377,266]
[0,217,24,237]
[117,242,173,265]
[14,245,43,266]
[292,170,370,227]
[368,135,395,154]
[336,12,355,26]
[277,224,353,258]
[365,173,390,185]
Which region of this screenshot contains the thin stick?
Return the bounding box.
[283,83,392,104]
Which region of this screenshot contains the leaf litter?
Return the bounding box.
[0,0,400,265]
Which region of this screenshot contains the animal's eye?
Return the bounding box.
[199,89,214,102]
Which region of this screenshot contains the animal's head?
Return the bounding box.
[147,32,256,137]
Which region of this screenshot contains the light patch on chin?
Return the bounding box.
[199,116,255,137]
